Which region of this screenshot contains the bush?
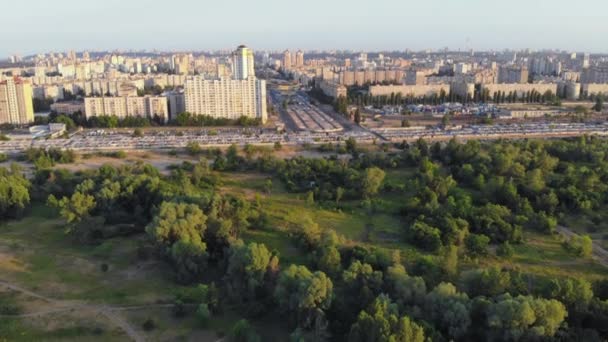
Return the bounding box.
[196,303,211,326]
[186,142,202,155]
[496,242,515,259]
[465,234,490,257]
[142,318,156,331]
[563,234,593,257]
[132,128,144,137]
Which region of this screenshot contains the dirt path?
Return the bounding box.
[0,280,147,342]
[556,225,608,268]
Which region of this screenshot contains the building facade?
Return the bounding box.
[184,76,267,123]
[84,96,169,122]
[232,45,255,80]
[0,77,34,125]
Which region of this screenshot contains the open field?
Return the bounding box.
[0,204,289,341]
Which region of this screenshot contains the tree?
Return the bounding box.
[386,263,427,307]
[196,303,211,327]
[145,202,208,282]
[263,179,273,195]
[317,245,341,276]
[48,192,95,224]
[335,187,344,205]
[349,294,426,342]
[440,244,459,278]
[465,234,490,257]
[0,167,30,219]
[408,220,442,252]
[295,218,322,250]
[424,282,471,339]
[593,96,604,112]
[186,141,202,155]
[564,234,593,257]
[230,319,261,342]
[225,241,275,303]
[486,294,567,340]
[463,267,512,297]
[497,241,515,259]
[543,277,594,312]
[361,167,386,199]
[132,128,144,137]
[275,265,333,328]
[354,108,362,124]
[441,114,450,127]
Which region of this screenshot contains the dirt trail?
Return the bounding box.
[0,280,149,342]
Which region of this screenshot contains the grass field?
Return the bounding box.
[0,203,288,341]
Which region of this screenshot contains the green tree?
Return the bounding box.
[275,265,333,327]
[593,95,604,112]
[225,241,275,303]
[465,234,490,257]
[317,245,341,276]
[463,267,512,297]
[497,241,515,259]
[0,167,30,219]
[386,263,427,307]
[48,192,95,224]
[361,167,386,199]
[196,303,211,327]
[349,294,426,342]
[230,319,261,342]
[145,202,208,282]
[486,294,567,340]
[424,282,471,339]
[335,187,345,205]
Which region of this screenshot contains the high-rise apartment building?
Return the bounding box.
[296,50,304,67]
[172,54,191,75]
[282,50,292,70]
[232,45,255,80]
[184,45,267,123]
[0,77,34,125]
[84,96,169,122]
[498,66,529,84]
[184,77,267,123]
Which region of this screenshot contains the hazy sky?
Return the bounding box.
[2,0,607,57]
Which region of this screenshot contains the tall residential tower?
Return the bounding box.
[232,45,255,80]
[184,45,267,123]
[0,77,34,125]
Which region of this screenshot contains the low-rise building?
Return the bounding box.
[581,83,608,97]
[498,108,561,119]
[50,101,85,114]
[319,80,347,99]
[481,83,558,98]
[369,84,450,98]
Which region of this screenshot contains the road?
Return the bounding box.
[556,225,608,268]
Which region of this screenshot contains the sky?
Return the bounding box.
[2,0,608,57]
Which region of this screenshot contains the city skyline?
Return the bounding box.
[3,0,608,58]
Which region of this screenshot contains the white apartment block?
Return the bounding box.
[184,76,267,123]
[0,78,34,125]
[84,96,169,122]
[232,45,255,80]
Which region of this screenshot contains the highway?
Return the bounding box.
[0,121,607,154]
